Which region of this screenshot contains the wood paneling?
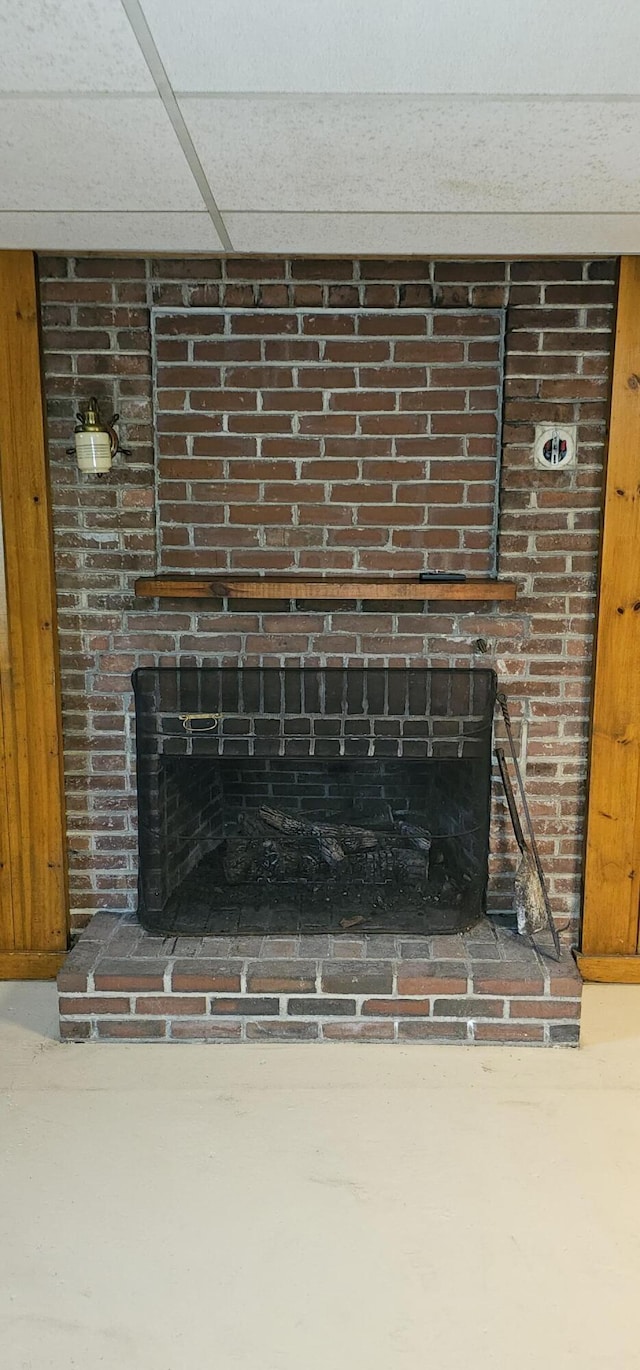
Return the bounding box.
[0,250,68,975]
[581,256,640,964]
[135,575,518,601]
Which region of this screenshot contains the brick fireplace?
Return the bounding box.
[44,254,612,1042]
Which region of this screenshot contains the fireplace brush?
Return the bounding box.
[495,692,562,959]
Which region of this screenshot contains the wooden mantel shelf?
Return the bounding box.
[134,575,517,602]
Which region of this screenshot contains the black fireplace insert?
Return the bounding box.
[133,666,496,936]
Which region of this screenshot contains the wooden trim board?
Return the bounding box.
[135,575,518,602]
[576,954,640,984]
[581,257,640,959]
[0,251,68,974]
[0,951,66,980]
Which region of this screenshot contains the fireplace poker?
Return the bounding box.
[495,693,561,959]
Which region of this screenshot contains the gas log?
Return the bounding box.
[222,805,432,887]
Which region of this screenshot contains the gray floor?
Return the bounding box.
[1,980,639,1369]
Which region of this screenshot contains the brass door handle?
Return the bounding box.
[178,713,223,733]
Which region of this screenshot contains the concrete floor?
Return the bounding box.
[1,985,639,1370]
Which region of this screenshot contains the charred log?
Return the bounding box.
[258,805,377,851]
[222,805,431,887]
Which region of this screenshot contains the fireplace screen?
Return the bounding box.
[133,667,496,936]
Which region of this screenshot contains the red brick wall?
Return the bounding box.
[39,256,616,932]
[154,304,504,576]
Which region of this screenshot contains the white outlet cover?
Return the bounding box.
[534,423,577,470]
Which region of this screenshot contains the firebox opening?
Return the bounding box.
[134,666,496,937]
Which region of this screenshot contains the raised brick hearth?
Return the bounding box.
[58,911,581,1045]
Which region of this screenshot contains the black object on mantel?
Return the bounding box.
[418,572,468,583]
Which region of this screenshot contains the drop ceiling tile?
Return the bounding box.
[0,97,204,211]
[180,96,640,214]
[0,212,223,252]
[143,0,640,95]
[224,211,639,255]
[0,0,154,92]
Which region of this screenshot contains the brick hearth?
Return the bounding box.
[58,912,581,1045]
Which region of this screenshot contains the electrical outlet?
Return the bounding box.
[534,423,577,470]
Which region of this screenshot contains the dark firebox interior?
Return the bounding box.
[134,667,496,936]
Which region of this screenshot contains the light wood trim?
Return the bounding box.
[576,954,640,984]
[0,950,66,980]
[581,257,640,958]
[134,575,518,602]
[0,493,16,940]
[0,251,68,971]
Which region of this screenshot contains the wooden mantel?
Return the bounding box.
[134,575,518,602]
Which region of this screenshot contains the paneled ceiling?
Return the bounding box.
[0,0,639,254]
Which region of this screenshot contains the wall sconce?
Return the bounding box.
[68,398,130,474]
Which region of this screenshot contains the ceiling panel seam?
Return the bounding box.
[218,210,640,218]
[120,0,233,250]
[173,92,640,103]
